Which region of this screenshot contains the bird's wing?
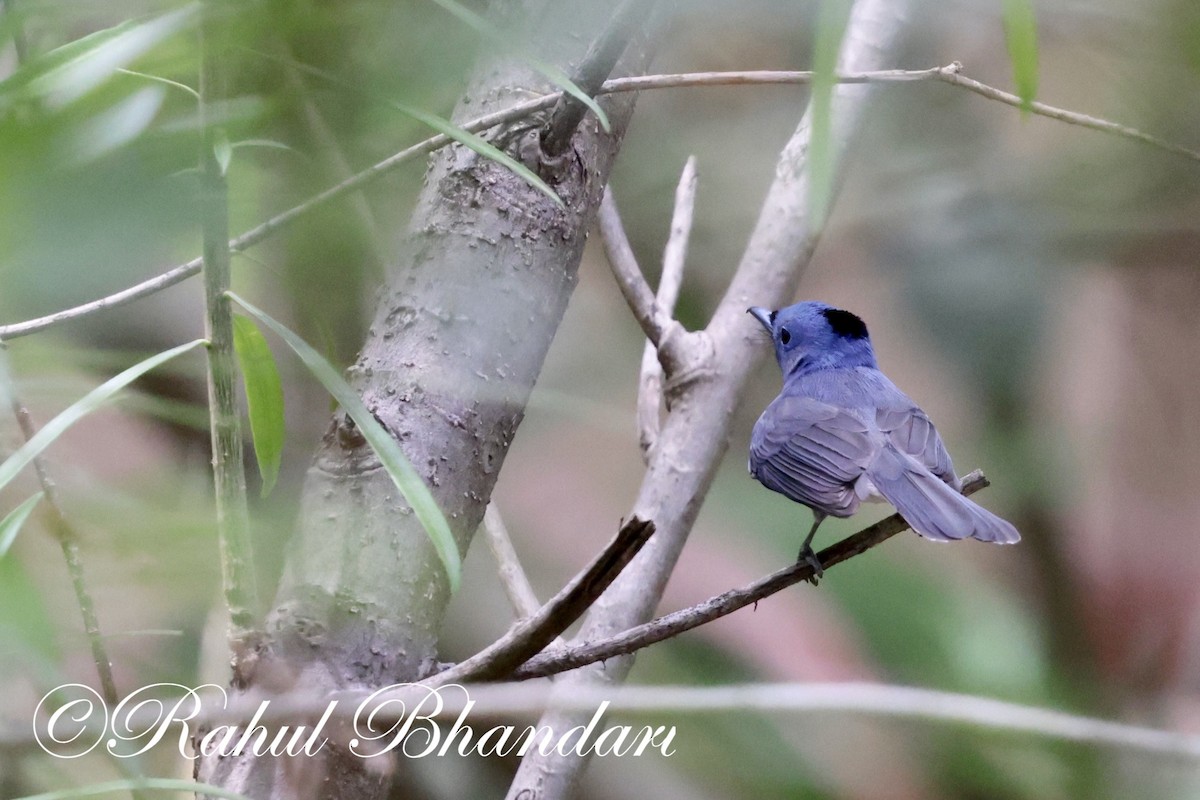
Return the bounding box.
[749,395,876,515]
[875,405,959,490]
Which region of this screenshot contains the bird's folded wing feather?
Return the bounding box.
[750,396,876,513]
[875,406,959,489]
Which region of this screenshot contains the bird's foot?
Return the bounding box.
[797,545,824,585]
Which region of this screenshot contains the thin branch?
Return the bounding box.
[3,62,1194,341]
[601,64,953,91]
[934,66,1200,162]
[597,188,676,348]
[637,156,696,457]
[480,502,543,619]
[0,93,557,341]
[658,157,695,321]
[0,347,118,706]
[424,517,655,685]
[540,0,656,157]
[199,7,260,660]
[514,471,989,680]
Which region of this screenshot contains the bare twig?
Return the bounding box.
[514,472,989,680]
[636,156,696,457]
[480,502,544,619]
[540,0,656,157]
[658,158,695,322]
[199,7,260,660]
[424,517,655,686]
[933,66,1200,162]
[597,188,677,349]
[4,63,1194,341]
[0,347,118,706]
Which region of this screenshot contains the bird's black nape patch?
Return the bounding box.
[822,308,868,339]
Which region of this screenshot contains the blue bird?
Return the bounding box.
[747,301,1019,577]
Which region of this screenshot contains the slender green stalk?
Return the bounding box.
[199,3,260,656]
[0,347,118,705]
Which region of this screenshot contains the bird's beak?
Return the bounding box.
[747,306,774,332]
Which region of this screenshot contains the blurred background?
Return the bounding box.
[2,0,1199,797]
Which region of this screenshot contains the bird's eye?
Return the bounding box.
[779,328,791,345]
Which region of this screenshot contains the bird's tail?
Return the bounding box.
[865,445,1020,544]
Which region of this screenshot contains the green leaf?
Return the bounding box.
[0,340,207,496]
[12,777,257,800]
[226,293,463,592]
[427,0,610,132]
[22,4,199,109]
[1002,0,1039,111]
[808,0,853,230]
[116,67,200,101]
[68,85,165,164]
[0,492,44,559]
[243,49,564,208]
[232,138,302,156]
[232,316,285,497]
[213,129,233,176]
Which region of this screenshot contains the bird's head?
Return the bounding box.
[747,301,876,376]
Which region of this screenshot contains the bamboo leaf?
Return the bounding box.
[213,129,233,176]
[0,492,44,559]
[232,138,302,156]
[226,293,463,592]
[116,67,200,101]
[0,340,207,496]
[393,99,564,207]
[1002,0,1039,111]
[21,4,199,109]
[68,86,165,164]
[232,316,285,497]
[427,0,610,132]
[244,49,564,207]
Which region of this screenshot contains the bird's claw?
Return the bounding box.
[797,546,824,585]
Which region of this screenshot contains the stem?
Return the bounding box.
[199,4,260,660]
[636,156,696,456]
[540,0,656,157]
[0,348,118,705]
[481,503,545,620]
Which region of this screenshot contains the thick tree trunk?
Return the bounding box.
[197,1,651,796]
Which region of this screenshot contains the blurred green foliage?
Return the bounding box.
[2,0,1199,798]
